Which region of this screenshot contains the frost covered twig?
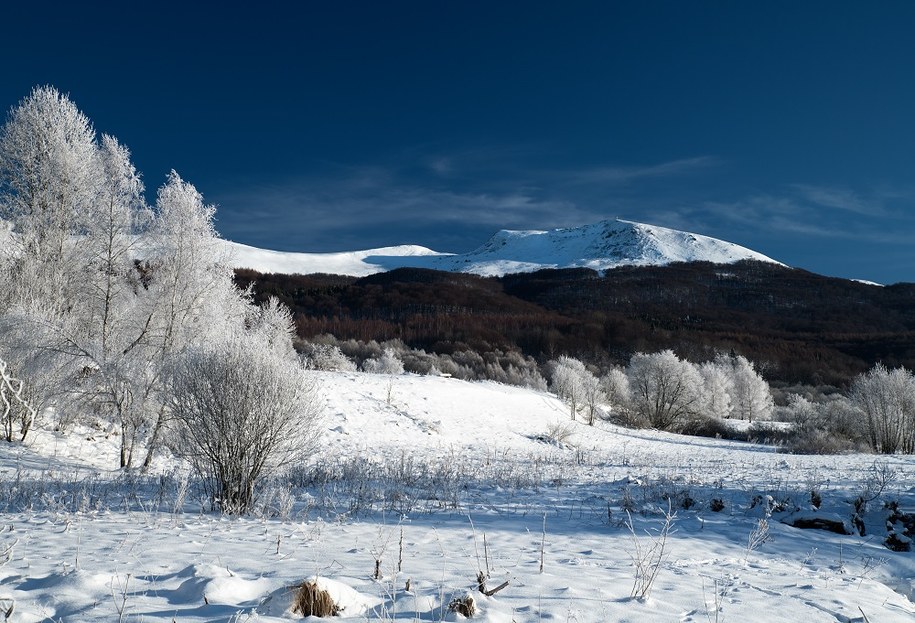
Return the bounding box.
[745,518,770,561]
[0,358,37,443]
[627,502,675,600]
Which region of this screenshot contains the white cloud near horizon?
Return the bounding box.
[213,154,721,237]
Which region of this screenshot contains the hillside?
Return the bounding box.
[237,261,915,386]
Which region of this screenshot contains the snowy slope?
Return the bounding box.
[2,371,914,622]
[222,240,450,277]
[428,218,782,277]
[223,219,783,277]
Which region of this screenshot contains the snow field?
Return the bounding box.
[0,371,912,621]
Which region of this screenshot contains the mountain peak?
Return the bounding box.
[222,219,783,277]
[444,219,781,276]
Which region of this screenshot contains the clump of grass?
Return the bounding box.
[448,594,476,617]
[292,580,339,617]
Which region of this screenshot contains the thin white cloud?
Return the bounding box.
[683,189,915,244]
[564,156,721,186]
[214,177,585,245]
[790,184,888,217]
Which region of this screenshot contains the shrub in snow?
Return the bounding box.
[301,342,357,372]
[537,420,576,446]
[786,426,849,455]
[505,363,548,391]
[169,321,320,514]
[851,363,915,454]
[784,393,817,424]
[451,349,486,377]
[678,415,734,440]
[626,350,702,431]
[362,347,404,375]
[627,504,675,600]
[782,394,869,454]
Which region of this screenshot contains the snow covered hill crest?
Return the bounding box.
[433,218,783,277]
[225,219,783,277]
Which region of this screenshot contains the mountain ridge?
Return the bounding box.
[223,218,783,278]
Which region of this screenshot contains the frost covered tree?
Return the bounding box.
[0,89,151,453]
[138,171,248,469]
[721,354,773,422]
[79,134,149,349]
[0,86,102,310]
[601,366,630,413]
[246,296,298,361]
[580,367,605,425]
[0,87,304,473]
[698,360,734,420]
[551,355,592,421]
[851,364,915,454]
[169,306,320,514]
[550,356,603,423]
[68,135,156,467]
[363,347,404,405]
[626,350,703,431]
[0,356,37,442]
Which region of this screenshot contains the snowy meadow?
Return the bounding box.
[0,372,913,622]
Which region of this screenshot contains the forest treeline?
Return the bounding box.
[235,262,915,388]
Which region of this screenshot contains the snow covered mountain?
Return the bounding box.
[225,218,782,277]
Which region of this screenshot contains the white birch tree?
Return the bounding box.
[0,85,102,310]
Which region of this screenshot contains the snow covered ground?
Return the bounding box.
[0,371,913,622]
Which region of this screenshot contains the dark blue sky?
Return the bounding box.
[3,1,915,283]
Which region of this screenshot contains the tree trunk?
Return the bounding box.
[141,406,167,472]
